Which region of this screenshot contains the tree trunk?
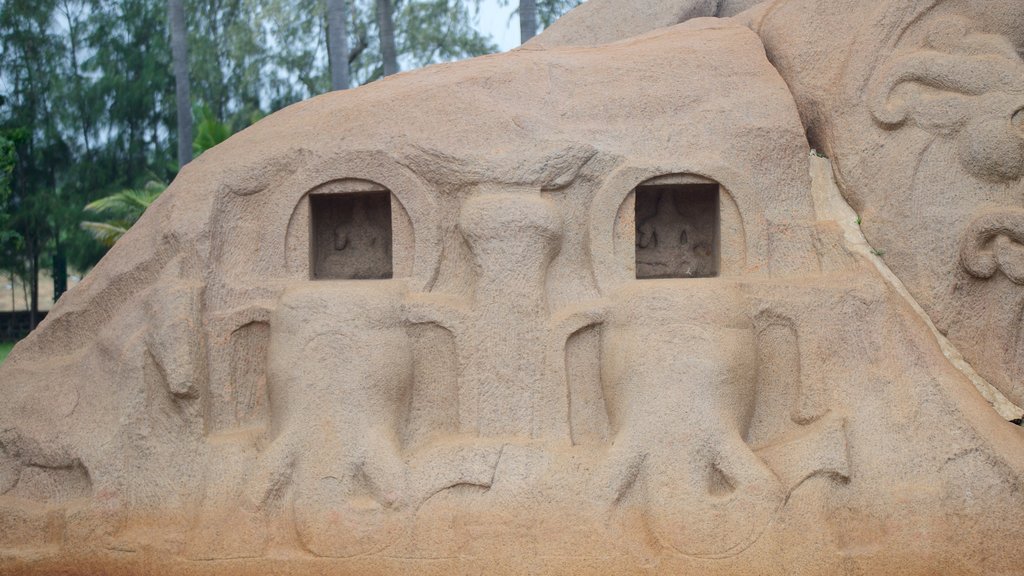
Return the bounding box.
[520,0,537,43]
[376,0,399,76]
[28,238,38,331]
[52,249,67,304]
[19,271,28,316]
[169,0,193,167]
[62,0,94,155]
[9,271,16,339]
[327,0,351,90]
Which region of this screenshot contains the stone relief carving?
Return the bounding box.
[596,284,847,558]
[196,182,849,562]
[748,0,1024,412]
[960,207,1024,284]
[2,5,1024,574]
[867,16,1024,182]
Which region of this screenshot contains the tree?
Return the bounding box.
[0,133,14,233]
[188,0,269,130]
[0,0,70,328]
[74,0,176,266]
[0,131,21,336]
[327,0,351,90]
[536,0,580,29]
[376,0,399,76]
[80,181,165,247]
[501,0,580,44]
[168,0,193,167]
[0,0,501,330]
[519,0,536,43]
[85,0,176,180]
[350,0,495,85]
[192,106,235,156]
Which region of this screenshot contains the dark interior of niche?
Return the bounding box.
[310,191,393,280]
[634,183,720,279]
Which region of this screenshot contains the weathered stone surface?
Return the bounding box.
[1,2,1023,574]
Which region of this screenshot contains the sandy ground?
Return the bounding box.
[0,269,82,312]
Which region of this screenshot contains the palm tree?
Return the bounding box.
[327,0,351,90]
[168,0,193,167]
[376,0,399,76]
[80,181,166,247]
[192,107,233,156]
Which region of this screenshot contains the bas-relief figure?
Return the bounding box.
[2,1,1024,574]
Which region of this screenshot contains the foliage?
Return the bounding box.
[0,0,547,320]
[536,0,581,27]
[0,341,13,366]
[80,181,165,247]
[498,0,581,31]
[193,106,234,156]
[0,0,70,317]
[0,132,15,240]
[0,133,14,203]
[397,0,496,70]
[258,0,498,96]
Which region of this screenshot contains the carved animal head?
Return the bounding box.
[755,0,1024,407]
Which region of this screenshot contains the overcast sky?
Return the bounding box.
[476,0,523,52]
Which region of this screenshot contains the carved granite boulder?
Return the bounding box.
[1,3,1023,575]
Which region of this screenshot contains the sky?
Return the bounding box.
[475,0,523,52]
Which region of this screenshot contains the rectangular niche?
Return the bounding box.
[310,191,393,280]
[635,182,719,279]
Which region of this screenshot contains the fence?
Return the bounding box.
[1,311,49,341]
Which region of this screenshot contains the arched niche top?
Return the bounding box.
[640,173,717,186]
[590,169,747,295]
[310,179,388,193]
[279,155,441,291]
[266,151,442,292]
[287,178,416,283]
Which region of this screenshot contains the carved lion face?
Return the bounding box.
[757,0,1024,407]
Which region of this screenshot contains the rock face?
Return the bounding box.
[2,3,1024,575]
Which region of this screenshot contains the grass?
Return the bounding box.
[0,342,14,367]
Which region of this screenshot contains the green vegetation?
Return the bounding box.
[0,0,582,333]
[81,181,166,247]
[0,342,13,366]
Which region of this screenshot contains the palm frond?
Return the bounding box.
[84,194,129,215]
[84,182,164,216]
[142,180,167,195]
[193,107,233,155]
[80,221,130,248]
[81,181,165,248]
